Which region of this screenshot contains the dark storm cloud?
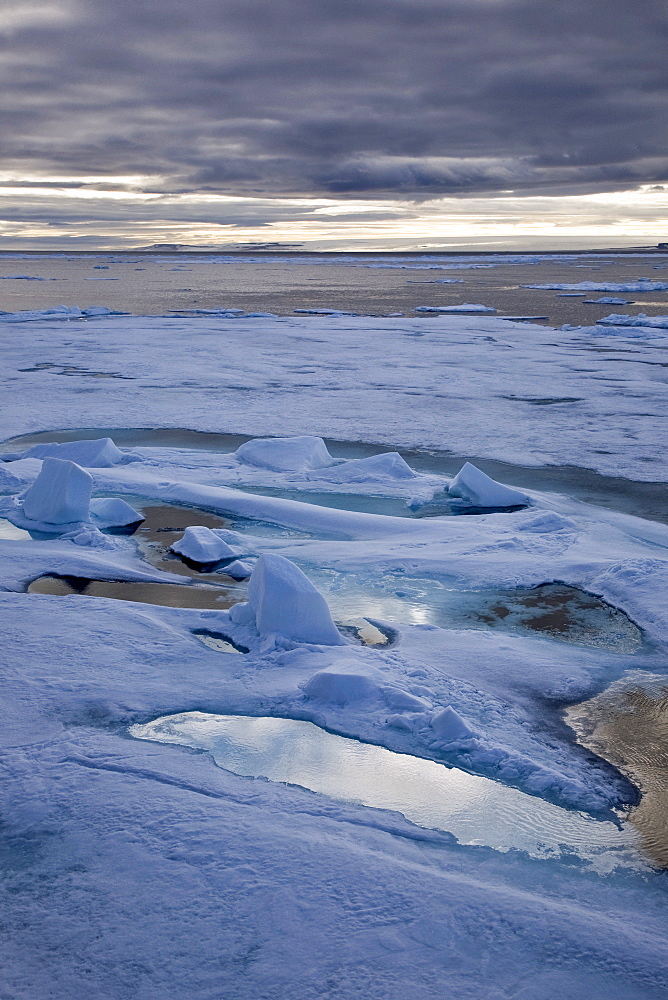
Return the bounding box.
[1,0,667,198]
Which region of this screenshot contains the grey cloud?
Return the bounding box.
[0,0,666,200]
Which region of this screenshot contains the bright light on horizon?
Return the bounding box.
[0,181,665,251]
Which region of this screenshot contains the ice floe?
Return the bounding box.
[524,280,668,292]
[416,303,496,313]
[597,313,668,329]
[447,462,529,507]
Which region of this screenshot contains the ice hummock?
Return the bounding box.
[232,553,346,645]
[171,525,237,564]
[431,706,476,742]
[447,462,528,507]
[235,436,334,472]
[89,497,144,528]
[23,437,126,468]
[302,661,382,705]
[311,452,416,483]
[21,458,93,524]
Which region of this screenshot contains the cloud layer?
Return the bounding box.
[1,0,666,201]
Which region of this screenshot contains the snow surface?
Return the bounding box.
[2,310,668,998]
[1,313,667,481]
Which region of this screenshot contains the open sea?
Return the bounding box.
[1,248,667,326]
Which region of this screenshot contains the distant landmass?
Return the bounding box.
[138,242,304,251]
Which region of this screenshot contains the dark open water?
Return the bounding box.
[1,249,667,326]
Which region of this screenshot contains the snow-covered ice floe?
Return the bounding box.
[0,304,128,321]
[523,279,668,292]
[416,303,496,313]
[2,311,668,998]
[596,313,668,329]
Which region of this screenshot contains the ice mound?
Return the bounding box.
[447,463,528,507]
[303,661,382,705]
[416,303,496,313]
[0,465,22,490]
[224,559,253,580]
[59,525,118,549]
[24,437,125,468]
[383,688,430,712]
[171,526,237,564]
[235,436,334,472]
[89,498,144,527]
[233,553,346,645]
[21,458,92,524]
[312,452,416,483]
[431,706,476,742]
[516,512,574,533]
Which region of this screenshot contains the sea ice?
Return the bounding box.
[21,458,92,524]
[596,313,668,329]
[583,297,634,305]
[235,435,334,472]
[447,462,529,507]
[415,303,496,313]
[236,553,346,645]
[89,497,144,527]
[23,437,126,468]
[293,308,359,316]
[171,525,237,564]
[223,559,253,580]
[311,452,416,483]
[524,280,668,292]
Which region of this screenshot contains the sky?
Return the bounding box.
[0,0,667,250]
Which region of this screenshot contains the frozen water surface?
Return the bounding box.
[20,491,641,650]
[131,712,641,871]
[4,427,668,523]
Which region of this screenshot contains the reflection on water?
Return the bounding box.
[567,678,668,867]
[192,630,250,653]
[131,712,641,870]
[28,574,240,610]
[0,518,31,540]
[311,571,643,652]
